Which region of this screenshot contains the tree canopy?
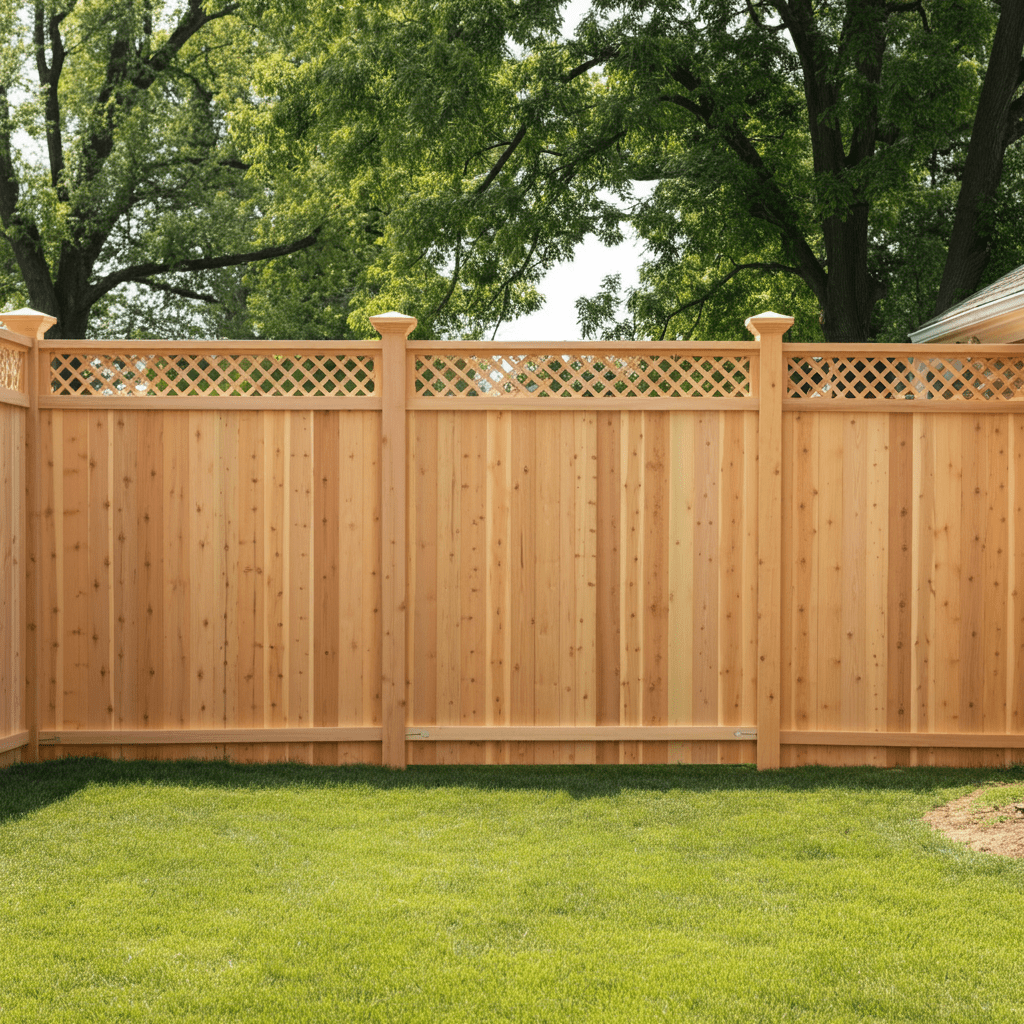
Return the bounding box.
[243,0,1024,343]
[2,1,1023,342]
[0,0,322,339]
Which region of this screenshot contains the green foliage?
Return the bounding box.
[0,0,321,338]
[238,0,1024,342]
[4,1,1021,342]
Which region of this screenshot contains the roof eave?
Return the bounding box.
[910,292,1024,344]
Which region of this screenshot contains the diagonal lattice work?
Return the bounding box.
[412,352,753,399]
[48,352,377,397]
[787,354,1024,401]
[0,343,24,391]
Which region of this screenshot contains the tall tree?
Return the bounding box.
[0,0,319,339]
[245,0,1024,343]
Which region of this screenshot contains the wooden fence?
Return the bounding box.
[2,308,1024,769]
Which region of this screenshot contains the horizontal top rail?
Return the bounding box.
[39,339,384,353]
[783,342,1024,356]
[407,339,761,353]
[0,327,31,348]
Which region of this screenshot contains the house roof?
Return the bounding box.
[910,263,1024,344]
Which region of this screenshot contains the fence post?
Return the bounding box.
[745,311,793,770]
[370,311,417,769]
[2,309,56,764]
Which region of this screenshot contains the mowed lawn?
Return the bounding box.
[1,759,1022,1023]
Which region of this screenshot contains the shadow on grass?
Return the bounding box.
[2,755,1023,828]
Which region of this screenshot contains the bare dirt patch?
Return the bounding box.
[924,784,1024,858]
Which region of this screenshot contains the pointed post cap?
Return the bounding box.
[369,311,418,338]
[1,307,58,341]
[744,311,794,340]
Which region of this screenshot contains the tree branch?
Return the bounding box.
[561,48,620,83]
[1006,92,1024,147]
[660,67,827,302]
[430,233,462,318]
[475,123,528,194]
[657,260,798,339]
[77,0,241,192]
[83,230,321,307]
[136,278,219,304]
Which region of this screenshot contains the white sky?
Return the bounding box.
[493,0,646,342]
[492,221,650,343]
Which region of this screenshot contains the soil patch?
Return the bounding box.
[924,784,1024,858]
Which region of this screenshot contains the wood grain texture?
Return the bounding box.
[0,403,26,755]
[16,332,1024,770]
[31,407,382,764]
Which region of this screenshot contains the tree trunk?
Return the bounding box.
[934,3,1024,315]
[818,203,882,344]
[17,251,90,340]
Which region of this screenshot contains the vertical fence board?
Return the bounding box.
[718,409,745,764]
[558,413,577,764]
[911,415,935,762]
[886,415,913,765]
[287,410,313,763]
[534,411,562,763]
[864,414,890,765]
[435,411,460,764]
[222,415,241,738]
[667,412,694,764]
[112,412,139,749]
[460,412,487,764]
[814,414,844,767]
[641,412,668,764]
[409,411,438,765]
[619,411,644,765]
[784,412,819,765]
[692,413,719,763]
[63,412,88,736]
[595,412,621,765]
[313,411,340,758]
[935,416,964,764]
[574,411,598,765]
[236,411,264,762]
[485,410,513,764]
[1012,418,1024,742]
[358,412,382,766]
[510,413,536,765]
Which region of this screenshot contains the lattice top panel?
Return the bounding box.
[48,352,376,397]
[0,343,24,391]
[787,353,1024,401]
[412,352,753,399]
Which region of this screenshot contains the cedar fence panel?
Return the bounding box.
[3,311,1024,768]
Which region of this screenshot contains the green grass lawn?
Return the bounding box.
[1,759,1022,1023]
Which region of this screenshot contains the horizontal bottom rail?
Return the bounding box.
[404,726,756,741]
[34,727,1024,751]
[0,731,30,755]
[38,725,755,746]
[781,730,1024,748]
[39,727,383,745]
